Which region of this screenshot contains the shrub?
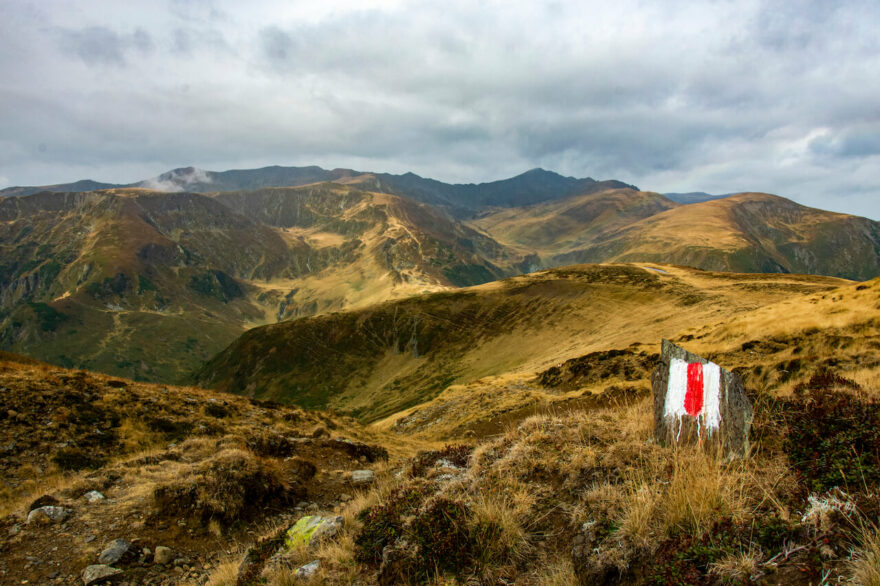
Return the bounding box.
[355,484,432,566]
[52,447,107,471]
[410,444,472,477]
[153,449,293,527]
[652,517,796,585]
[785,371,880,493]
[410,497,473,576]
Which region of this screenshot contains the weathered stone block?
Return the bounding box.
[652,339,753,458]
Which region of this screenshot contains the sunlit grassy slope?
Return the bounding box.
[475,191,880,280]
[195,263,846,421]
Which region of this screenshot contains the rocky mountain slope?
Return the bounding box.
[0,351,406,585]
[194,263,847,421]
[0,185,516,382]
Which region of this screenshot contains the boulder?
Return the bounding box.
[284,515,344,549]
[81,564,123,585]
[84,491,105,503]
[27,506,72,525]
[98,539,137,566]
[350,470,375,487]
[652,339,753,458]
[153,545,173,565]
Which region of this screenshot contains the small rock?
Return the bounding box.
[81,564,123,585]
[339,494,352,502]
[27,506,71,525]
[350,470,375,486]
[153,546,173,565]
[99,539,136,566]
[295,560,321,580]
[311,426,329,439]
[283,515,344,549]
[84,535,96,543]
[84,491,105,503]
[7,524,19,537]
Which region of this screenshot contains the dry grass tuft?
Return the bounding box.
[204,559,240,586]
[851,525,880,586]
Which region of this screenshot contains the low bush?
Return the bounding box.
[784,371,880,493]
[410,444,472,477]
[52,447,107,471]
[153,449,293,527]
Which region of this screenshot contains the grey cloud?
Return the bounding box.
[2,0,880,219]
[57,26,154,67]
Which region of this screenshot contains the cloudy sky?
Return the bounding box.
[1,0,879,218]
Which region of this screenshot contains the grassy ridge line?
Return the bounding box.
[194,263,847,421]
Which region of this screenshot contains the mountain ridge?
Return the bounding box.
[0,165,637,215]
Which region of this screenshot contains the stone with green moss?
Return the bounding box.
[283,515,343,549]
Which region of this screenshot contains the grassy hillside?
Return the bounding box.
[0,185,516,382]
[473,190,880,280]
[473,188,677,255]
[544,192,880,280]
[194,263,846,421]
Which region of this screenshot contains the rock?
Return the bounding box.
[84,491,105,503]
[311,426,329,439]
[81,564,123,585]
[652,339,753,458]
[27,506,71,525]
[295,560,321,579]
[283,515,344,549]
[98,539,138,566]
[339,493,352,502]
[350,469,375,486]
[153,546,173,565]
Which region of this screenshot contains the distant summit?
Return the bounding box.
[664,191,735,204]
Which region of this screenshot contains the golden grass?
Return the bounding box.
[204,559,239,586]
[850,525,880,586]
[661,448,751,535]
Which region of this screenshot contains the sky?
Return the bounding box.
[1,0,879,218]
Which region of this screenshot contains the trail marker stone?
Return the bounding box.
[652,339,753,458]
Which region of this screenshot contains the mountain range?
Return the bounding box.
[1,164,879,383]
[1,166,636,216]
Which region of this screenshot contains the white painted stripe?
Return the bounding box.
[701,362,722,434]
[665,358,689,419]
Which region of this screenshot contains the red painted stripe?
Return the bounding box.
[684,362,704,416]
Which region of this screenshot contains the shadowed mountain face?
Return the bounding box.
[0,185,517,381]
[1,165,636,216]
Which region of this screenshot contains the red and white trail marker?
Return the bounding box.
[665,358,722,434]
[652,339,753,457]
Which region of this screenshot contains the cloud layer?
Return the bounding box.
[1,0,879,218]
